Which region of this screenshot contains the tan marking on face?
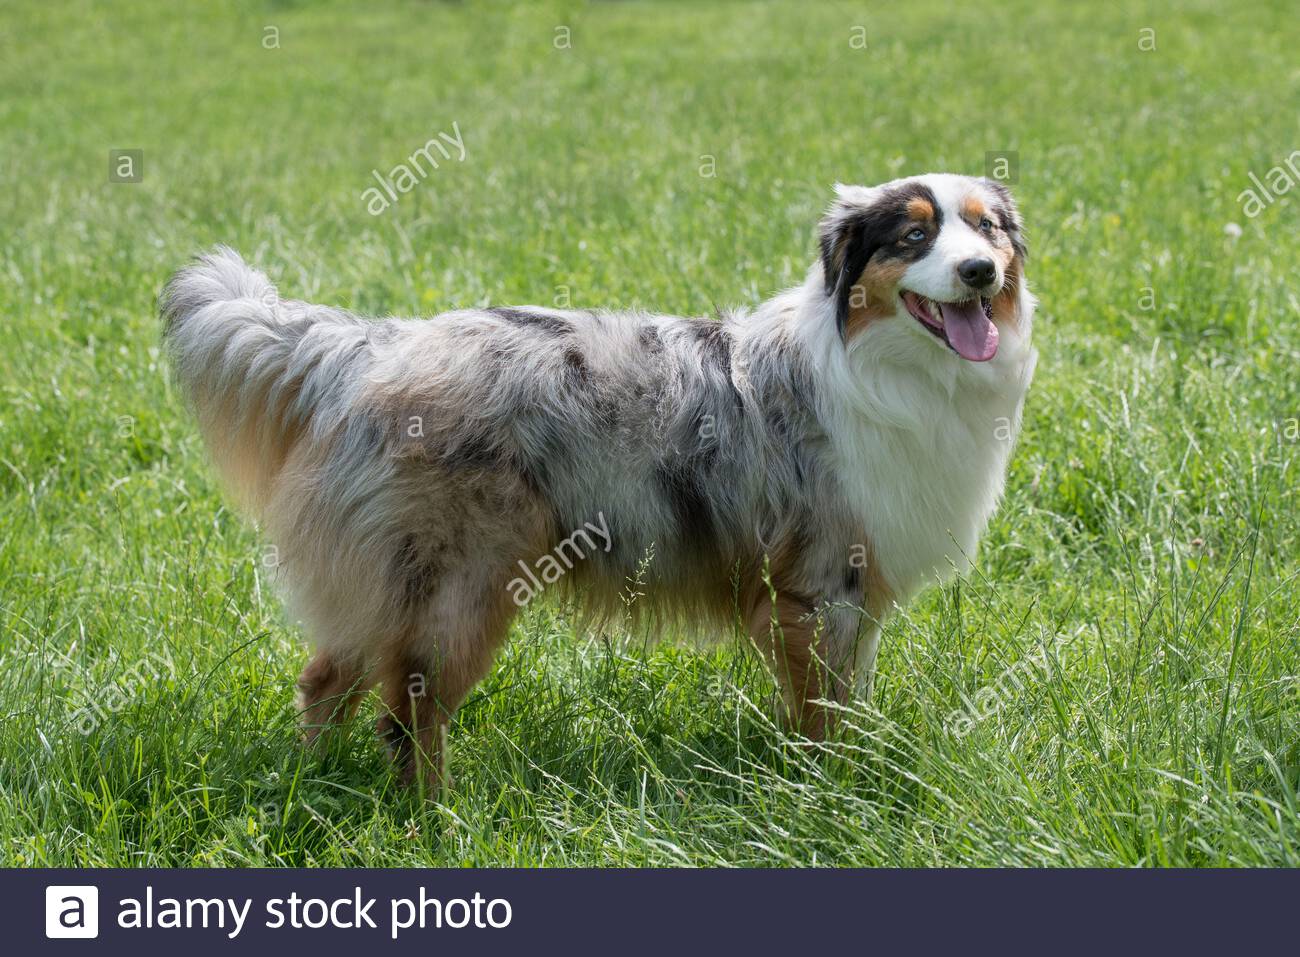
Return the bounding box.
[963,193,1015,270]
[990,254,1024,331]
[906,197,935,222]
[961,194,987,224]
[844,259,909,339]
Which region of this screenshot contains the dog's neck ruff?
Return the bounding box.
[790,273,1037,601]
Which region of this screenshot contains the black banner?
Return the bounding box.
[18,869,1297,953]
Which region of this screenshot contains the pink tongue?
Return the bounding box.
[941,300,999,361]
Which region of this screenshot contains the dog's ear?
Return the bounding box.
[818,185,891,341]
[979,179,1027,260]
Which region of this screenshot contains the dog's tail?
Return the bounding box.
[161,246,370,510]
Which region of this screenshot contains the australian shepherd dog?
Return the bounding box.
[161,173,1037,789]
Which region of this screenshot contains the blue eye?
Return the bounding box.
[905,228,927,242]
[979,217,995,232]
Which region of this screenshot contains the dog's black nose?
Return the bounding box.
[957,257,996,288]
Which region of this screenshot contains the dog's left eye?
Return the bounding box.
[979,217,995,232]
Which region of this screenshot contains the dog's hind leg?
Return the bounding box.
[295,650,370,744]
[375,580,520,796]
[359,457,550,793]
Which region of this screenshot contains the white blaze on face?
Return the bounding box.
[891,175,1008,362]
[901,174,1004,304]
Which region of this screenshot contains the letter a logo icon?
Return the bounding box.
[45,886,99,938]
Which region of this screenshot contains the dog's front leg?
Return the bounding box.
[747,592,862,740]
[746,564,892,738]
[296,650,369,744]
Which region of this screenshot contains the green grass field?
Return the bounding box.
[2,0,1298,866]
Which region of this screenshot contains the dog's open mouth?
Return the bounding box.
[900,291,998,362]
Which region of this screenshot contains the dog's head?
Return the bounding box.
[818,174,1028,363]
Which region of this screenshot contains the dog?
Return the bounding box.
[161,172,1037,789]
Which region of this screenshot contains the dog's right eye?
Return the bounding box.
[905,228,927,243]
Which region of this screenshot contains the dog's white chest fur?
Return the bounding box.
[811,295,1037,601]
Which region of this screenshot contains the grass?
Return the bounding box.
[1,0,1298,867]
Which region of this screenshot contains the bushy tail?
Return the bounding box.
[161,246,369,509]
[160,245,278,340]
